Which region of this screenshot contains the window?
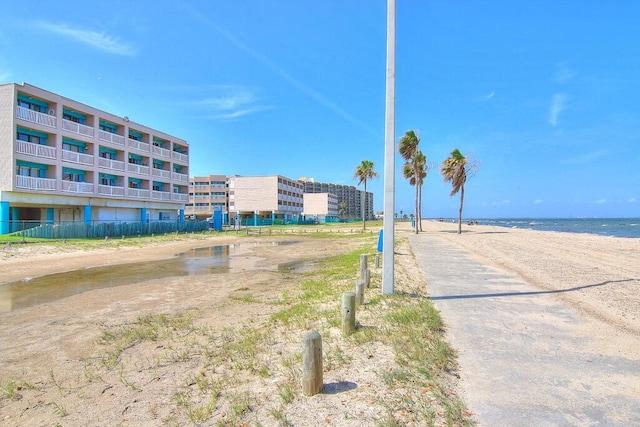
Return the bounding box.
[153,183,164,191]
[100,151,116,160]
[63,113,80,123]
[99,123,115,133]
[63,172,83,182]
[129,181,140,189]
[18,99,43,112]
[128,157,141,165]
[17,132,41,144]
[62,142,83,153]
[18,165,41,177]
[101,176,115,186]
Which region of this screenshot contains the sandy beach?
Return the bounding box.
[0,222,638,425]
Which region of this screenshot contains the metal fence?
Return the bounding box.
[12,220,210,239]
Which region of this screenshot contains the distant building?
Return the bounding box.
[186,174,228,220]
[302,193,339,222]
[228,175,303,224]
[299,179,373,220]
[0,82,189,234]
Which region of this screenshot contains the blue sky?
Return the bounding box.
[2,1,639,218]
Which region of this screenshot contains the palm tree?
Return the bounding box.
[441,149,479,234]
[399,130,423,234]
[354,160,378,230]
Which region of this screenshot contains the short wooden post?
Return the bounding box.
[360,254,368,281]
[375,253,381,268]
[342,291,356,336]
[355,280,365,305]
[302,331,323,396]
[365,268,371,288]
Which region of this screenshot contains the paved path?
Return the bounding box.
[409,233,640,427]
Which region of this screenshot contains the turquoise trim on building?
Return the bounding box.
[84,206,92,225]
[62,167,87,175]
[18,93,49,108]
[128,177,142,184]
[16,160,48,169]
[153,137,166,145]
[11,207,20,232]
[129,153,143,160]
[17,127,49,140]
[99,147,117,155]
[99,173,117,180]
[99,120,117,131]
[140,207,147,223]
[153,159,164,166]
[0,202,8,234]
[129,130,143,139]
[47,208,54,224]
[62,108,87,121]
[62,137,87,148]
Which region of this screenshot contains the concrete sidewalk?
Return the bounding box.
[408,233,640,427]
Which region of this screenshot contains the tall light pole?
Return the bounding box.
[382,0,396,294]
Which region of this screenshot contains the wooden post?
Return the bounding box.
[375,253,381,268]
[302,330,323,396]
[342,291,356,336]
[355,280,365,305]
[360,254,368,281]
[365,269,371,288]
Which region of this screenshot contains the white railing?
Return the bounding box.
[127,188,150,199]
[15,175,57,191]
[98,130,125,145]
[172,151,188,162]
[173,193,189,202]
[128,139,150,152]
[152,168,171,179]
[152,145,171,158]
[172,171,188,182]
[62,119,94,137]
[61,181,94,194]
[15,106,57,128]
[193,195,211,200]
[192,185,211,190]
[128,163,150,175]
[15,140,56,159]
[62,150,94,165]
[98,157,125,171]
[152,190,172,201]
[98,185,125,196]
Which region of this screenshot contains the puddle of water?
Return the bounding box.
[0,241,303,313]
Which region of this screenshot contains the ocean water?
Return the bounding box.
[477,218,640,238]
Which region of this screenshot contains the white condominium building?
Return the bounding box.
[0,82,189,234]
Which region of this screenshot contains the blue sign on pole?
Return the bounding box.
[377,229,383,252]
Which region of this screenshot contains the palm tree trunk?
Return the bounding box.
[362,181,367,231]
[457,184,465,234]
[418,180,423,232]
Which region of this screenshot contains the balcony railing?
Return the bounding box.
[62,150,94,166]
[15,106,57,128]
[172,171,188,182]
[173,193,189,202]
[15,140,56,159]
[98,157,125,171]
[152,145,171,158]
[98,130,125,146]
[62,119,94,138]
[152,168,171,179]
[98,185,125,197]
[172,151,188,162]
[15,175,57,191]
[128,163,150,175]
[128,139,150,152]
[61,181,94,194]
[127,188,150,199]
[152,190,172,201]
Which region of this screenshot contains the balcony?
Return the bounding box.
[172,151,188,163]
[173,193,189,202]
[152,145,171,158]
[61,181,94,194]
[62,150,94,166]
[152,168,171,179]
[15,106,56,128]
[15,175,57,191]
[98,157,125,171]
[128,138,150,152]
[128,163,150,175]
[98,130,125,146]
[98,185,125,197]
[127,188,150,199]
[15,140,56,159]
[152,190,172,201]
[172,171,188,183]
[62,119,94,138]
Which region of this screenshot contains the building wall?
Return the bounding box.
[229,175,303,217]
[187,174,228,218]
[0,82,189,231]
[302,193,338,217]
[300,180,373,219]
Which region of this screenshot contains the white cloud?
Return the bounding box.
[595,198,607,205]
[628,197,636,203]
[197,86,273,120]
[534,199,543,205]
[35,22,136,56]
[555,62,576,84]
[549,93,567,126]
[484,91,495,100]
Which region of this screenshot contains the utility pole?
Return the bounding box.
[382,0,396,295]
